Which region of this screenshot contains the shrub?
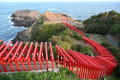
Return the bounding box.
[84,10,120,35]
[101,41,120,58]
[101,41,120,78]
[34,74,40,80]
[31,22,84,53]
[72,33,83,41]
[101,41,111,47]
[84,23,108,35]
[49,35,82,52]
[57,40,72,50]
[0,74,8,80]
[71,44,82,52]
[12,71,25,79]
[109,24,120,35]
[31,23,67,42]
[24,72,33,80]
[80,45,93,55]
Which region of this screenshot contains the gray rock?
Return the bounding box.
[12,10,84,43]
[12,30,30,43]
[11,10,42,27]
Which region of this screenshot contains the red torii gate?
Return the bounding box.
[62,21,118,79]
[0,21,118,80]
[38,42,43,70]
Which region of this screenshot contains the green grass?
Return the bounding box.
[0,67,78,80]
[30,22,85,53]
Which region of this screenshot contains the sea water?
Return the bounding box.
[0,2,120,42]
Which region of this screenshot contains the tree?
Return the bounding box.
[83,10,120,35]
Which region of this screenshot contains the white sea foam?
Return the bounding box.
[7,14,26,29]
[7,15,26,29]
[11,26,27,30]
[7,15,11,19]
[9,20,14,25]
[7,14,14,25]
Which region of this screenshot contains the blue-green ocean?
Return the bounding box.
[0,2,120,42]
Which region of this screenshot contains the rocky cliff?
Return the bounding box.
[44,11,83,27]
[11,10,42,27]
[12,10,84,43]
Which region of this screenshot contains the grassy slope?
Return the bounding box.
[4,11,120,79]
[83,10,120,79]
[0,67,78,80]
[30,19,93,56]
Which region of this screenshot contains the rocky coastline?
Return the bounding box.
[11,10,84,43]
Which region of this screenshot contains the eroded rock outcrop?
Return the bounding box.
[12,10,84,43]
[11,10,42,27]
[44,11,74,23]
[44,11,83,27]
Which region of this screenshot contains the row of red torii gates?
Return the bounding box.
[0,21,118,79]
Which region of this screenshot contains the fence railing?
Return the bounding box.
[0,22,118,80]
